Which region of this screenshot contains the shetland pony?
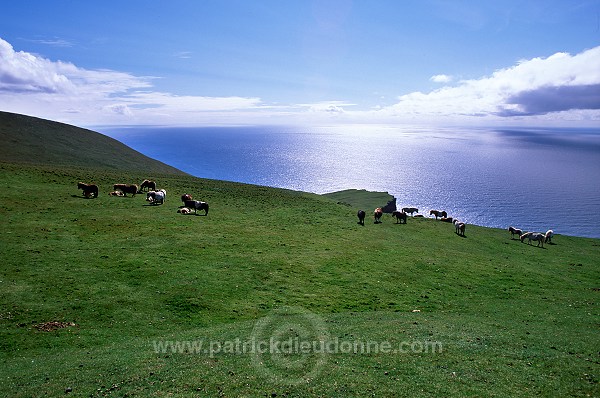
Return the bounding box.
[77,182,98,198]
[391,210,407,224]
[430,210,447,219]
[520,232,532,243]
[113,184,138,197]
[373,208,383,224]
[545,229,554,244]
[146,189,166,205]
[402,207,418,216]
[508,226,523,239]
[181,193,193,203]
[140,179,156,192]
[357,210,366,226]
[184,200,209,215]
[528,232,545,247]
[454,219,466,236]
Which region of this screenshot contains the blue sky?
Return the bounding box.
[1,0,599,127]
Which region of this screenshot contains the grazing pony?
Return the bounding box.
[113,184,138,197]
[391,210,407,224]
[184,200,209,215]
[545,229,554,244]
[402,207,419,216]
[146,189,166,205]
[77,182,98,198]
[373,207,383,224]
[508,226,523,239]
[520,232,531,243]
[140,179,156,192]
[357,210,366,226]
[430,210,447,219]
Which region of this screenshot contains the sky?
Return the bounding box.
[1,0,599,128]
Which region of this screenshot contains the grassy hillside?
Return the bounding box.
[0,111,185,175]
[0,114,598,396]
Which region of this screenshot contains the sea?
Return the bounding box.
[100,125,600,239]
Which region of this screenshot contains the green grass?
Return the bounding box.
[1,161,598,397]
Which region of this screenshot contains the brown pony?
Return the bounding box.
[140,179,156,192]
[113,184,138,197]
[373,207,383,224]
[77,182,98,198]
[508,226,523,239]
[401,207,418,216]
[430,210,447,219]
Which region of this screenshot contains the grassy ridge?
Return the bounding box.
[0,111,185,174]
[322,189,396,212]
[1,161,598,397]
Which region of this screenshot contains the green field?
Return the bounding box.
[0,113,598,397]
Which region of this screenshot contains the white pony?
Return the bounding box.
[146,189,167,205]
[545,229,554,244]
[453,219,466,236]
[521,232,545,247]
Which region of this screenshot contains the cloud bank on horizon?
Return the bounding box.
[1,36,599,127]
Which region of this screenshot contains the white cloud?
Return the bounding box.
[373,46,600,124]
[0,37,268,125]
[430,74,453,83]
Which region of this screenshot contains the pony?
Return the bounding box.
[108,191,124,197]
[357,210,366,226]
[177,207,192,214]
[430,210,447,219]
[184,200,209,215]
[545,229,554,244]
[140,179,156,192]
[181,193,193,203]
[525,232,545,247]
[391,210,407,224]
[402,207,419,216]
[146,189,166,205]
[520,232,532,243]
[440,217,454,223]
[454,219,466,236]
[508,226,523,239]
[77,182,98,198]
[113,184,138,197]
[373,208,383,224]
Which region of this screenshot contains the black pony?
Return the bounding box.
[184,200,209,215]
[357,210,366,225]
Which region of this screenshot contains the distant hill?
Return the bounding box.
[322,189,397,213]
[0,111,186,175]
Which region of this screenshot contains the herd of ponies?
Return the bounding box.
[78,180,554,247]
[77,180,209,215]
[358,206,555,247]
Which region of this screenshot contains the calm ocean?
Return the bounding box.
[101,125,600,238]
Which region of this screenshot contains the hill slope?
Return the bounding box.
[0,114,598,397]
[0,111,186,174]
